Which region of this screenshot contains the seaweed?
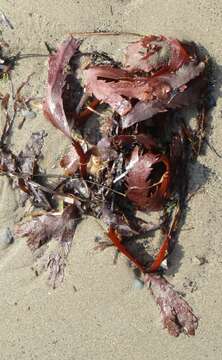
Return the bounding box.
[4,34,212,336]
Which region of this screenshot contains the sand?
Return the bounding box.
[0,0,222,359]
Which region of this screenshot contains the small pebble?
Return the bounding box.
[0,227,14,250]
[21,109,37,119]
[94,235,102,242]
[133,278,144,290]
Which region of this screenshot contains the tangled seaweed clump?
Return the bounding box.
[1,34,213,336]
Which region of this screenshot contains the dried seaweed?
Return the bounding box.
[126,147,170,210]
[15,205,80,288]
[43,37,80,138]
[145,274,198,336]
[124,35,190,73]
[84,38,205,128]
[10,34,211,336]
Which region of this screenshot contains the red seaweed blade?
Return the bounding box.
[43,37,80,138]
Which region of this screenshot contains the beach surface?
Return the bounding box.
[0,1,222,359]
